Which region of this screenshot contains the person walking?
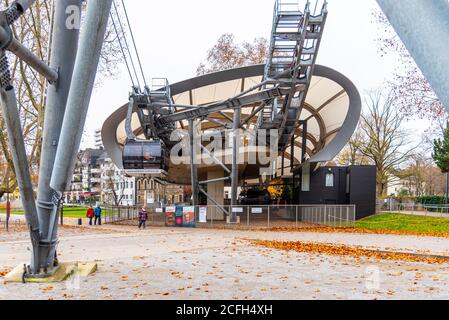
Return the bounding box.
[138,207,148,230]
[86,206,95,226]
[94,205,102,226]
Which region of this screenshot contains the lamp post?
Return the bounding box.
[445,172,448,214]
[6,179,10,232]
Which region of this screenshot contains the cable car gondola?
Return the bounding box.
[122,139,169,177]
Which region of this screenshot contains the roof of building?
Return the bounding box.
[102,64,361,184]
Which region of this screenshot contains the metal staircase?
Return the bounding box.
[259,0,328,152]
[148,78,174,115]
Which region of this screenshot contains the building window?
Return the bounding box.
[325,172,335,188]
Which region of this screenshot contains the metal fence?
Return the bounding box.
[0,216,21,230]
[104,205,356,228]
[376,202,424,213]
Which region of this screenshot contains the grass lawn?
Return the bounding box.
[356,213,449,234]
[2,207,113,219]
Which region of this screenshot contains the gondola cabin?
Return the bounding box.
[122,139,169,177]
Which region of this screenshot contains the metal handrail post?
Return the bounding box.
[268,206,271,228]
[324,206,327,226]
[296,206,298,227]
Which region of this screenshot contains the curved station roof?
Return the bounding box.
[102,64,361,185]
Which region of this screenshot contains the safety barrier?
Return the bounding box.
[104,204,356,228]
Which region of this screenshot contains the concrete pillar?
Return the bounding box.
[207,169,225,220]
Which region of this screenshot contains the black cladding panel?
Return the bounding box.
[295,165,377,220]
[349,166,377,219]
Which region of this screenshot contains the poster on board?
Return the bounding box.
[165,206,176,227]
[175,206,184,227]
[183,206,196,227]
[199,206,207,223]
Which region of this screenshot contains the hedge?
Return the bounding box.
[417,196,447,206]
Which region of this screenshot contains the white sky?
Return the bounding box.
[82,0,431,148]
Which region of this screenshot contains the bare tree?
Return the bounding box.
[423,166,446,196]
[102,161,126,206]
[336,127,370,166]
[196,33,268,75]
[373,10,447,120]
[395,153,433,197]
[357,90,416,197]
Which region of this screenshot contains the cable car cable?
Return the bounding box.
[112,0,141,88]
[110,11,136,87]
[120,0,148,88]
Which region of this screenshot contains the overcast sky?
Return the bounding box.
[82,0,431,148]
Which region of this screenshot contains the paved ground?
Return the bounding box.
[1,225,449,300]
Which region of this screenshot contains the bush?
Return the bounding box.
[417,196,446,205]
[417,196,448,212]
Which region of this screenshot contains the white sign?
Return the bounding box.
[155,208,163,213]
[166,207,176,213]
[183,206,195,213]
[232,207,243,213]
[252,208,263,214]
[199,206,207,223]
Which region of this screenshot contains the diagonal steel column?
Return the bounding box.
[0,52,40,273]
[189,119,199,207]
[50,0,113,193]
[231,108,241,220]
[36,0,82,273]
[376,0,449,110]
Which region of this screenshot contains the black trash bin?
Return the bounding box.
[78,218,82,226]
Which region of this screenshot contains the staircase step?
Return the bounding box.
[271,56,295,62]
[299,58,314,66]
[301,47,316,55]
[305,32,321,39]
[309,16,324,24]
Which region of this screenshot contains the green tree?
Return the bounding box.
[433,124,449,207]
[433,124,449,173]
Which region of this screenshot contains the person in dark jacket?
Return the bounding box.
[94,205,102,226]
[86,206,95,226]
[138,207,148,230]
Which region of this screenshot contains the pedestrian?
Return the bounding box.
[94,204,102,226]
[86,206,95,226]
[138,207,148,230]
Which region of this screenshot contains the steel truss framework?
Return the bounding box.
[117,0,329,221]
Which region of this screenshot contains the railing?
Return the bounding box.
[275,0,326,16]
[0,215,22,230]
[275,0,300,15]
[104,204,356,228]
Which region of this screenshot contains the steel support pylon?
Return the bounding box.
[0,56,40,273]
[50,0,113,192]
[35,0,83,273]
